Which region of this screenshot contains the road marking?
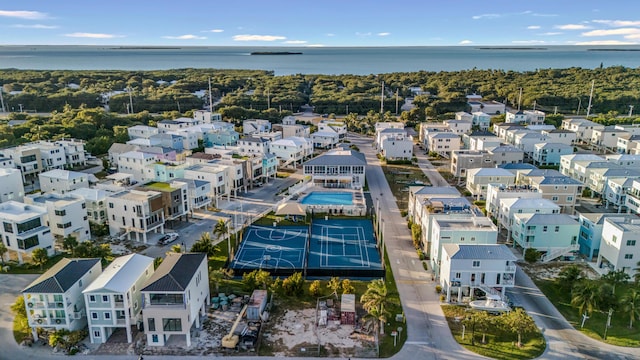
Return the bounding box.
[405,341,431,345]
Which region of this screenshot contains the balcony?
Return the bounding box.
[47,302,65,309]
[145,302,186,310]
[505,265,516,272]
[115,318,127,325]
[114,301,125,308]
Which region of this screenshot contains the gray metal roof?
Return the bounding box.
[443,244,517,260]
[413,186,460,196]
[304,150,366,166]
[23,258,101,294]
[141,253,206,292]
[498,163,538,170]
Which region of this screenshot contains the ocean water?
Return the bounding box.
[0,45,639,75]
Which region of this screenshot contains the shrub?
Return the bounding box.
[524,248,541,263]
[309,280,322,297]
[422,261,428,270]
[435,284,442,293]
[416,249,425,260]
[463,190,472,196]
[440,294,446,302]
[400,210,408,217]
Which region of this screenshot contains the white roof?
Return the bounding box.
[467,168,514,177]
[69,187,110,201]
[83,254,154,294]
[271,136,311,147]
[500,197,559,210]
[119,151,156,160]
[312,131,339,138]
[39,169,87,180]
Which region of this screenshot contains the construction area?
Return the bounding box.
[137,290,375,357]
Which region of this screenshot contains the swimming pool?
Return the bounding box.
[300,192,353,205]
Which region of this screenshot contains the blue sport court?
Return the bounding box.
[307,219,383,277]
[229,220,384,278]
[230,225,308,276]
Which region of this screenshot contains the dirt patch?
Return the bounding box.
[519,262,598,281]
[262,308,376,357]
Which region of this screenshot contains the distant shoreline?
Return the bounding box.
[250,51,303,55]
[477,47,547,50]
[587,48,640,52]
[111,47,182,50]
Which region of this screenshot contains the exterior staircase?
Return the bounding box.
[541,244,579,263]
[476,284,501,298]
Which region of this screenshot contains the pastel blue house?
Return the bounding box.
[512,213,580,261]
[203,129,239,147]
[531,143,574,166]
[471,112,491,130]
[577,213,637,261]
[262,153,278,181]
[153,163,187,182]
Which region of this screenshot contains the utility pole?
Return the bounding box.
[267,88,271,109]
[128,87,134,114]
[554,106,558,115]
[577,97,582,115]
[629,105,634,118]
[18,103,23,113]
[0,87,5,113]
[533,100,537,111]
[395,88,399,115]
[208,77,213,111]
[380,81,385,114]
[517,88,523,111]
[586,80,595,117]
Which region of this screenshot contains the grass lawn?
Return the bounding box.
[536,279,640,347]
[13,307,30,343]
[252,211,310,227]
[381,163,430,210]
[3,253,69,274]
[442,305,545,360]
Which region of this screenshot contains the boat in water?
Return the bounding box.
[469,294,511,313]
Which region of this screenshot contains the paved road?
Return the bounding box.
[509,267,640,360]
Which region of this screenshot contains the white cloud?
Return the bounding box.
[459,40,473,45]
[377,32,390,36]
[582,28,640,36]
[163,34,207,40]
[65,32,123,39]
[574,39,638,45]
[472,13,500,20]
[592,19,640,27]
[532,12,558,17]
[539,32,562,36]
[233,34,286,41]
[356,32,372,36]
[204,29,224,33]
[527,25,541,30]
[626,34,640,39]
[284,40,307,44]
[0,10,48,20]
[306,44,325,47]
[11,24,58,29]
[511,40,546,44]
[556,24,591,30]
[326,33,335,37]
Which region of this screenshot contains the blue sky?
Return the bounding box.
[1,1,640,46]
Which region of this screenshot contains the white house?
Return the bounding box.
[440,244,517,302]
[444,119,472,135]
[540,129,577,146]
[303,149,366,189]
[237,137,271,157]
[69,188,110,225]
[562,118,604,144]
[184,163,229,207]
[497,197,560,236]
[466,168,515,199]
[171,178,212,214]
[464,130,499,150]
[471,112,491,130]
[39,169,89,194]
[83,254,155,344]
[488,145,525,166]
[426,132,461,156]
[591,126,628,151]
[0,168,25,203]
[318,120,347,140]
[506,110,545,125]
[128,125,159,140]
[243,119,271,135]
[106,190,165,243]
[450,150,495,178]
[23,258,102,340]
[269,137,313,168]
[25,193,91,242]
[486,183,541,217]
[517,169,583,214]
[141,253,210,347]
[597,217,640,277]
[108,143,140,167]
[311,131,340,149]
[430,216,498,276]
[0,201,54,264]
[378,129,414,161]
[117,151,157,184]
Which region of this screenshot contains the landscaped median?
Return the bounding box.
[441,305,546,360]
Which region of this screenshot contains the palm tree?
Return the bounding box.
[601,269,630,293]
[213,219,230,258]
[31,248,49,271]
[0,242,7,265]
[633,261,640,283]
[571,280,600,316]
[360,279,389,335]
[621,288,640,329]
[169,244,182,254]
[62,235,78,255]
[327,276,341,297]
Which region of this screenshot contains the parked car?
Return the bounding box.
[157,232,179,245]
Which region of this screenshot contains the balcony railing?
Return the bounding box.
[145,302,186,309]
[115,318,127,325]
[32,317,67,326]
[114,301,125,308]
[505,266,516,272]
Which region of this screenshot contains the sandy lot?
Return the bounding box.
[520,262,598,281]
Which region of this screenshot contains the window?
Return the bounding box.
[3,222,13,233]
[104,312,111,320]
[455,272,461,279]
[627,240,637,246]
[89,295,96,302]
[54,210,66,216]
[17,235,39,250]
[93,330,100,339]
[555,226,560,232]
[625,254,634,259]
[472,261,480,267]
[148,318,156,331]
[162,318,182,332]
[102,295,108,302]
[91,312,98,320]
[16,218,42,234]
[543,226,548,232]
[152,334,158,343]
[108,203,114,209]
[612,235,618,243]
